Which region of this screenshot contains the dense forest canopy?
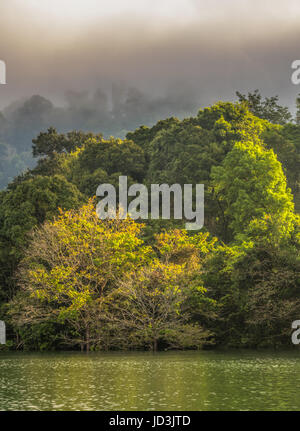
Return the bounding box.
[0,93,299,351]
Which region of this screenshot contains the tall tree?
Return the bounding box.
[236,90,292,125]
[211,140,295,243]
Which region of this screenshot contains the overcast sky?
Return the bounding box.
[0,0,300,112]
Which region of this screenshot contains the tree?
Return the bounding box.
[139,102,272,236]
[211,139,295,243]
[109,262,211,351]
[63,136,147,197]
[11,95,54,152]
[202,243,249,347]
[0,175,83,303]
[126,117,180,161]
[75,137,146,181]
[12,200,152,351]
[262,127,300,205]
[203,233,300,348]
[296,94,300,125]
[32,127,100,158]
[245,241,300,348]
[236,90,292,125]
[107,229,216,351]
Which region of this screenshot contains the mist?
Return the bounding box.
[1,0,300,187]
[1,0,300,109]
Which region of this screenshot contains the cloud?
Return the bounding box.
[0,0,299,111]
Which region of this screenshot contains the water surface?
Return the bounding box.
[0,350,299,410]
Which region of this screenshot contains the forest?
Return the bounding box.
[0,91,299,351]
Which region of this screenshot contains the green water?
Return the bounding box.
[0,350,300,410]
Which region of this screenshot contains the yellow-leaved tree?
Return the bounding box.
[12,199,152,351]
[106,229,217,351]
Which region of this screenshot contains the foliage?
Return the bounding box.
[236,90,292,125]
[0,175,83,304]
[12,200,152,350]
[1,97,300,350]
[211,139,295,243]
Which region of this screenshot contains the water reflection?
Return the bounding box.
[0,350,300,410]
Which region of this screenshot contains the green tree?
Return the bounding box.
[0,175,83,303]
[108,229,216,351]
[203,231,300,348]
[32,127,100,158]
[296,94,300,125]
[11,200,152,351]
[211,140,295,243]
[236,90,292,125]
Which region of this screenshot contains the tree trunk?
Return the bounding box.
[86,327,90,352]
[153,338,157,352]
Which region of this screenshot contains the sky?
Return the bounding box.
[0,0,300,113]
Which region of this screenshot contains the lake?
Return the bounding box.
[0,350,300,410]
